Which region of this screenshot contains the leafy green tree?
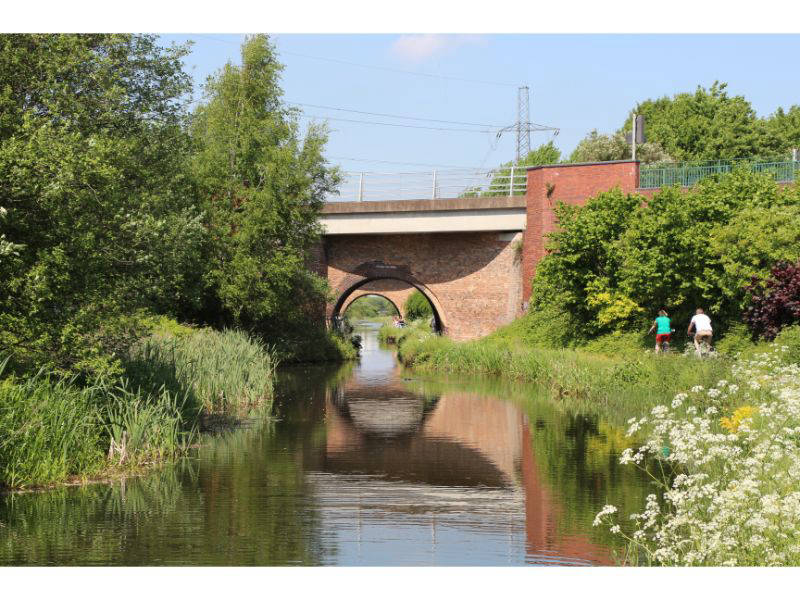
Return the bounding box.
[190,35,339,344]
[0,34,203,377]
[568,130,672,164]
[404,290,433,321]
[763,105,800,155]
[625,82,782,161]
[462,141,562,197]
[531,189,643,339]
[344,295,397,320]
[530,170,800,341]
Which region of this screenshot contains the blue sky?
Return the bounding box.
[160,34,800,173]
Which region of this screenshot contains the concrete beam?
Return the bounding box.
[321,195,526,215]
[320,208,526,235]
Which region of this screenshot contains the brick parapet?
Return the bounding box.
[522,161,639,302]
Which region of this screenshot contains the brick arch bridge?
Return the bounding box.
[318,229,524,341]
[314,161,643,340]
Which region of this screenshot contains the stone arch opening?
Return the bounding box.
[342,293,402,320]
[332,277,444,334]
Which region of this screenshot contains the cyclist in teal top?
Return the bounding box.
[648,309,672,353]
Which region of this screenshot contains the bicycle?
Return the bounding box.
[689,331,714,357]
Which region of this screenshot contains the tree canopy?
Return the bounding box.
[571,82,799,164]
[190,34,339,345]
[0,34,203,377]
[530,170,800,342]
[0,33,341,377]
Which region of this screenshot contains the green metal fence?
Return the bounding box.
[639,158,800,189]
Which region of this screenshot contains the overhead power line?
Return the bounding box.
[196,35,518,88]
[297,113,492,133]
[326,156,475,169]
[279,49,518,88]
[287,101,503,128]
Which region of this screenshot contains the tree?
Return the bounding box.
[463,141,562,197]
[625,82,783,161]
[0,34,203,377]
[763,105,800,155]
[568,130,671,164]
[531,188,643,338]
[190,35,339,343]
[404,290,433,321]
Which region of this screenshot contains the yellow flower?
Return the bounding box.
[720,405,757,433]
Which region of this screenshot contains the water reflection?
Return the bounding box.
[0,322,649,566]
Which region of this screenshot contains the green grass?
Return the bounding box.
[396,325,733,422]
[0,324,280,490]
[377,319,431,345]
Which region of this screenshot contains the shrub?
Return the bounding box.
[744,259,800,340]
[581,331,648,357]
[491,305,579,348]
[715,323,756,356]
[404,290,433,321]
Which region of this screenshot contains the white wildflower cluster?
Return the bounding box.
[595,345,800,566]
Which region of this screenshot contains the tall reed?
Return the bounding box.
[125,328,276,416]
[0,326,279,489]
[0,362,104,488]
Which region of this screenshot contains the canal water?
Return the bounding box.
[0,323,650,566]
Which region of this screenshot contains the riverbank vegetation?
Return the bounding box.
[397,326,732,421]
[398,166,800,565]
[0,322,277,490]
[378,317,432,345]
[595,331,800,566]
[0,34,357,490]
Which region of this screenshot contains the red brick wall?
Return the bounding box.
[326,232,524,341]
[522,161,639,302]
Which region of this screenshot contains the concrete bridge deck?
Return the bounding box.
[320,196,526,235]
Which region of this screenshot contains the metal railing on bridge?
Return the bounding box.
[326,166,532,202]
[638,157,800,189]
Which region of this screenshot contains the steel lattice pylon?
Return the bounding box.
[516,86,531,162]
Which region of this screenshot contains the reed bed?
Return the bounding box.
[0,364,104,489]
[125,328,276,416]
[0,326,278,490]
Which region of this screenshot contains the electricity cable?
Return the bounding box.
[297,113,492,133]
[195,35,518,88]
[287,101,504,128]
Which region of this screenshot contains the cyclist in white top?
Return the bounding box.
[688,308,713,356]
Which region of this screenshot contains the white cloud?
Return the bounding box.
[390,34,486,63]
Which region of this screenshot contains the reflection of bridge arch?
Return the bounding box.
[325,385,521,488]
[323,380,614,563]
[327,379,439,439]
[332,268,444,332]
